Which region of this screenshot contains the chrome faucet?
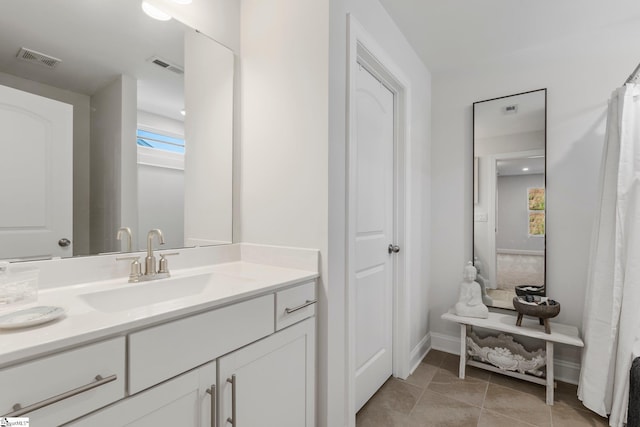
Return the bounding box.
[143,229,165,279]
[116,227,133,252]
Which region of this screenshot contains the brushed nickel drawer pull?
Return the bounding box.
[206,384,217,427]
[4,374,117,417]
[226,375,236,426]
[285,300,317,314]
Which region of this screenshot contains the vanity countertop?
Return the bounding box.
[0,261,318,368]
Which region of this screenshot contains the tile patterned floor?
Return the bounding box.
[356,350,609,427]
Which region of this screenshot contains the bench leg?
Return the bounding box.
[546,341,554,405]
[459,324,467,379]
[516,313,524,326]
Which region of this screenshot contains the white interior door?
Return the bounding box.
[353,64,395,411]
[0,84,73,259]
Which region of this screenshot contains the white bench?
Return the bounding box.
[441,310,584,405]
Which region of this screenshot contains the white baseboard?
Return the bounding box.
[430,332,461,355]
[555,359,581,385]
[409,333,431,375]
[429,331,581,385]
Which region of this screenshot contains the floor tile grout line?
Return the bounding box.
[482,407,544,427]
[406,384,427,418]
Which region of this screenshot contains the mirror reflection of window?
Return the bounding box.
[473,89,547,310]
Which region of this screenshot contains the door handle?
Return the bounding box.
[388,244,400,254]
[58,238,71,247]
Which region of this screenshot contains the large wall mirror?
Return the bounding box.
[473,89,547,310]
[0,0,234,261]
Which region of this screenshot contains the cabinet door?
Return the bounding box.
[69,362,216,427]
[218,318,315,427]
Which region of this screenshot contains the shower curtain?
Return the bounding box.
[578,83,640,427]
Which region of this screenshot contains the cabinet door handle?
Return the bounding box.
[3,374,117,417]
[226,375,236,426]
[285,300,317,314]
[206,384,216,427]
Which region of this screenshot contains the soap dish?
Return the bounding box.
[0,306,65,330]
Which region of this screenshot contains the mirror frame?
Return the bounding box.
[472,88,547,310]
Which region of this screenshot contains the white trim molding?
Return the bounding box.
[409,333,432,376]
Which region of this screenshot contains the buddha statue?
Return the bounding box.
[455,261,489,319]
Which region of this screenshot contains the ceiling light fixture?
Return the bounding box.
[522,167,529,171]
[180,109,186,116]
[141,1,172,21]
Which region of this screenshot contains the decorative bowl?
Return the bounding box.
[514,285,546,297]
[512,297,560,334]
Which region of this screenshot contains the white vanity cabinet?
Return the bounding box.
[63,279,316,427]
[218,317,315,427]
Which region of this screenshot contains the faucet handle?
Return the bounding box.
[158,252,179,275]
[116,256,142,283]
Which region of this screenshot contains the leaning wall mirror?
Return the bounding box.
[0,0,234,261]
[473,89,547,310]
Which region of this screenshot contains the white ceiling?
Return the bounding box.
[474,89,545,139]
[0,0,186,121]
[497,157,545,176]
[377,0,640,73]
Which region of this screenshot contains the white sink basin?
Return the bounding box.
[79,273,252,313]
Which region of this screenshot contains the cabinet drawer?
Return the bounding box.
[129,294,274,394]
[0,337,125,426]
[275,281,316,330]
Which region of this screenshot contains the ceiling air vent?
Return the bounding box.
[148,56,184,74]
[503,104,518,115]
[16,47,62,68]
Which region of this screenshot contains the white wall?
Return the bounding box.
[239,0,330,422]
[138,110,184,137]
[329,1,431,426]
[496,173,545,251]
[90,75,138,254]
[184,30,234,246]
[0,71,91,256]
[138,164,184,250]
[430,17,640,372]
[146,0,240,52]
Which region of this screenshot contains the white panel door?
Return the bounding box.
[353,65,395,411]
[0,84,72,259]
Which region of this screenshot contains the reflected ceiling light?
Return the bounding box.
[141,1,172,21]
[172,0,193,4]
[522,167,529,171]
[180,109,186,116]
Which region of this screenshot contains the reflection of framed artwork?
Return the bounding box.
[527,187,545,236]
[529,212,545,236]
[528,187,545,210]
[474,157,479,204]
